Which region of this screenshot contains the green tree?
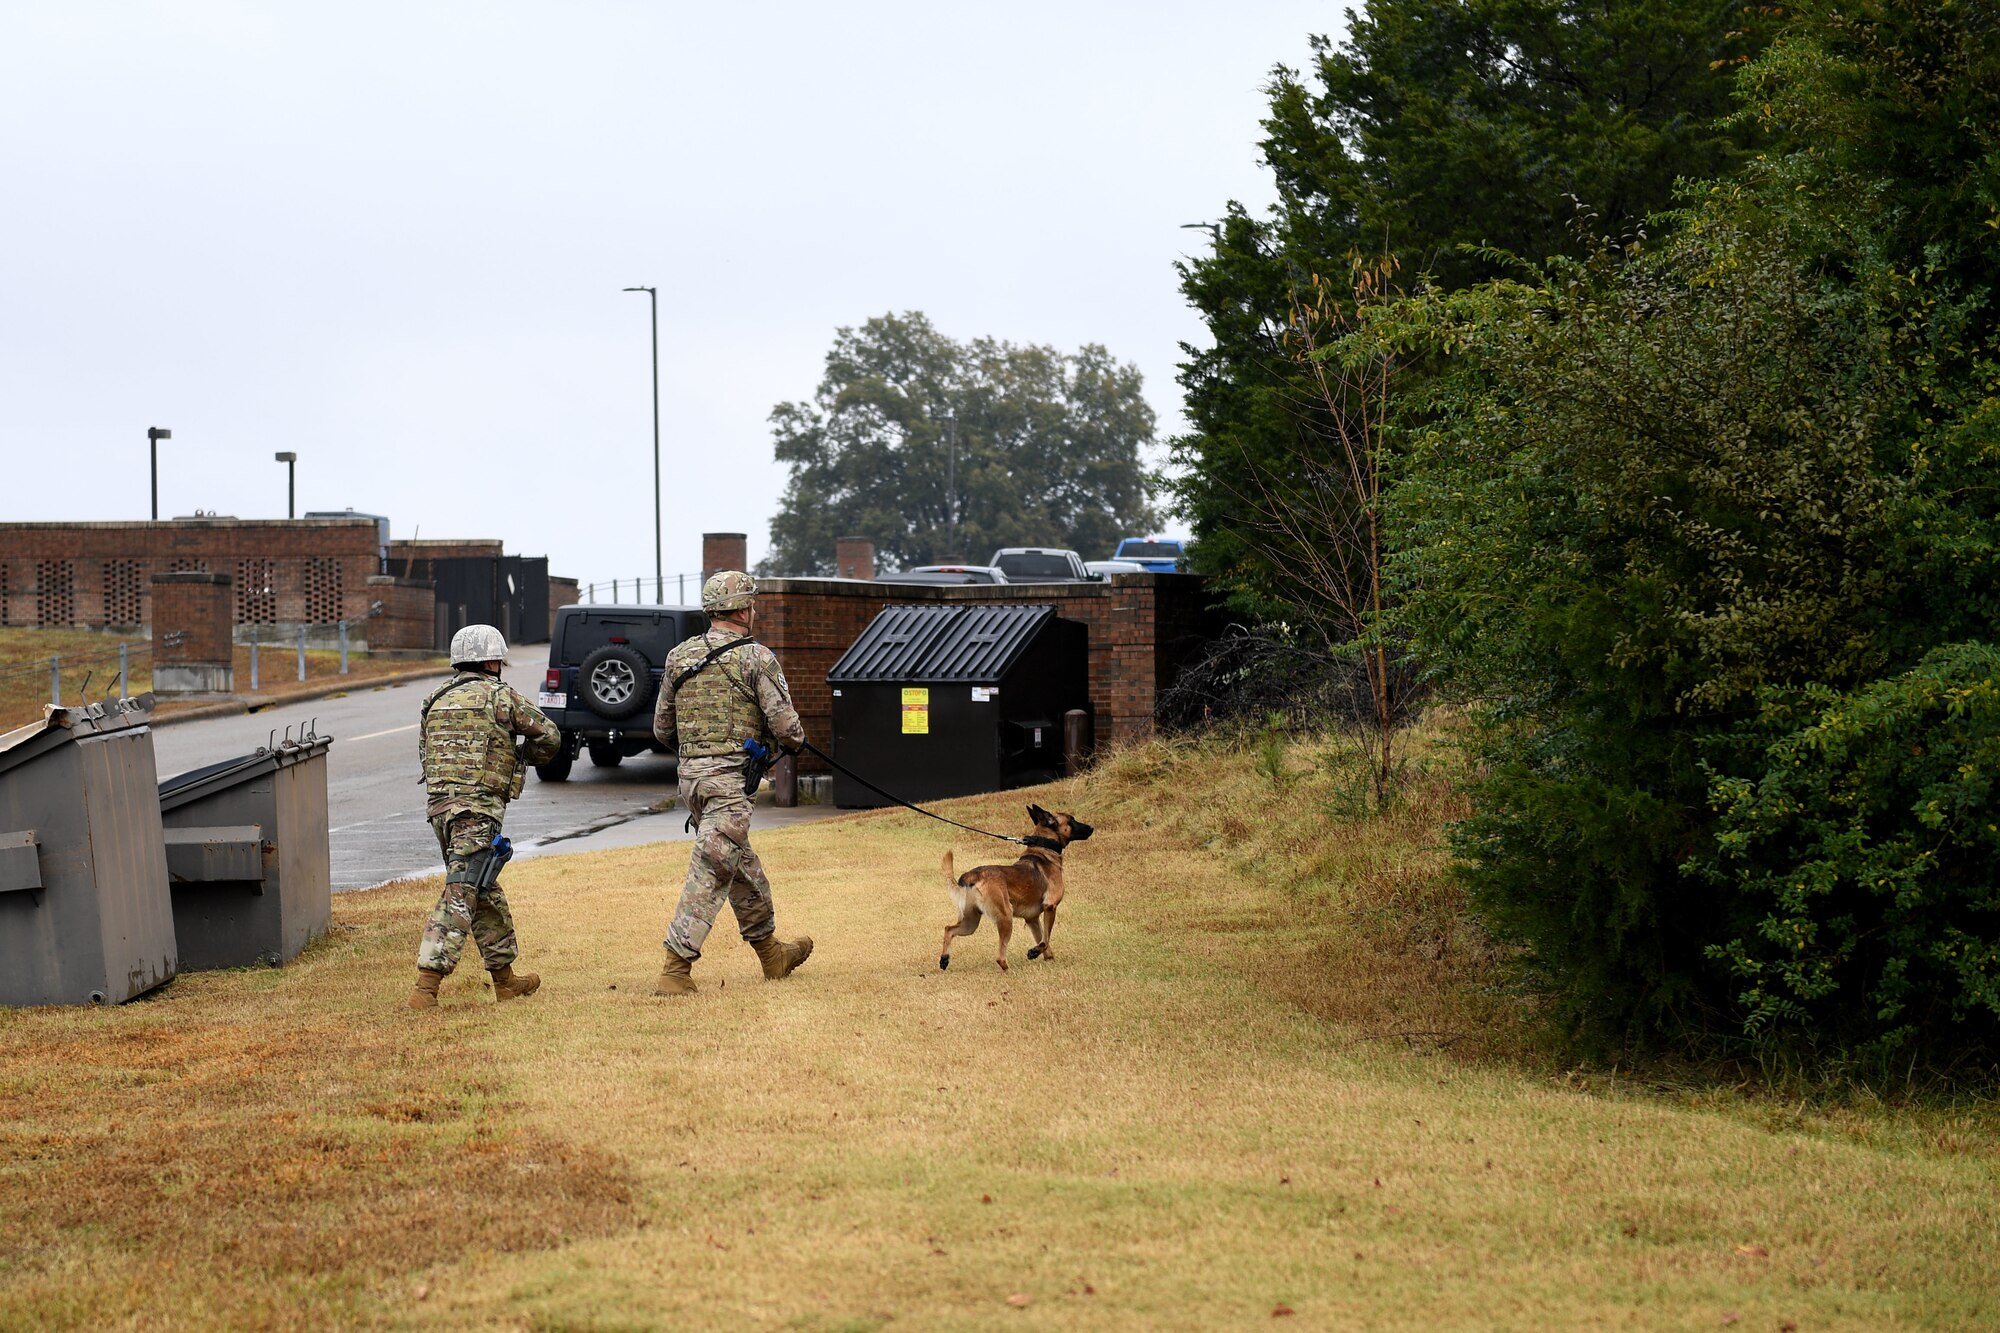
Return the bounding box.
[761,313,1157,576]
[1382,0,2000,1059]
[1174,0,1762,615]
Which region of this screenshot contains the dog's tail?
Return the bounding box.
[941,849,955,885]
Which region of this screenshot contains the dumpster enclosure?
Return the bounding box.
[0,695,177,1006]
[827,603,1088,808]
[158,726,333,970]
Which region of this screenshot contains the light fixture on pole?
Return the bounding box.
[148,427,172,521]
[274,451,297,518]
[623,285,662,603]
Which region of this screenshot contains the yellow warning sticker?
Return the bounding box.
[901,687,930,734]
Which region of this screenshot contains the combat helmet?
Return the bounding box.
[701,570,757,613]
[449,623,510,669]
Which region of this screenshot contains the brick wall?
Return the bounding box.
[549,576,580,611]
[365,575,438,651]
[387,538,504,579]
[0,519,382,630]
[755,573,1222,770]
[151,573,233,665]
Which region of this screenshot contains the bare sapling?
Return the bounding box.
[1224,254,1407,803]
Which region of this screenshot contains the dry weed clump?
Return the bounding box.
[1077,716,1518,1055]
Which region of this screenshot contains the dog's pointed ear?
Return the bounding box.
[1028,803,1052,826]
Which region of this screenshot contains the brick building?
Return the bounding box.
[0,518,382,633]
[754,572,1221,763]
[0,518,573,650]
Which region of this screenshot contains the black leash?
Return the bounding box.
[674,629,1026,847]
[796,739,1027,846]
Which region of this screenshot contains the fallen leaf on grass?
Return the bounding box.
[1735,1243,1770,1258]
[413,1285,429,1301]
[1622,1224,1639,1238]
[1273,1305,1296,1317]
[981,1194,993,1204]
[1720,1314,1740,1327]
[1780,1323,1798,1332]
[1007,1293,1032,1307]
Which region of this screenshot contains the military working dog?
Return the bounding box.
[939,804,1094,971]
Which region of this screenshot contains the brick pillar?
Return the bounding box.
[702,532,747,581]
[151,572,234,695]
[365,575,438,652]
[835,536,876,580]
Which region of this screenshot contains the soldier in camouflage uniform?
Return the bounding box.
[650,571,813,995]
[406,623,562,1010]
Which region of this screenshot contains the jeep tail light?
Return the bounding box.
[544,668,561,691]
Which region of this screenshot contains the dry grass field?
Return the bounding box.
[0,627,444,730]
[2,727,1996,1329]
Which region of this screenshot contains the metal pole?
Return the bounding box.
[287,459,295,519]
[947,411,958,558]
[250,631,259,691]
[119,642,129,699]
[297,624,307,681]
[625,286,662,604]
[678,573,685,603]
[50,655,59,707]
[650,291,661,603]
[150,438,158,521]
[338,619,349,674]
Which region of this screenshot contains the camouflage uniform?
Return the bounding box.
[416,670,561,975]
[652,625,805,960]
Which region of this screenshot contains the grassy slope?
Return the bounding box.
[1,729,1995,1329]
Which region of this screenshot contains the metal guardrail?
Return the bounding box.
[3,620,366,706]
[580,572,706,605]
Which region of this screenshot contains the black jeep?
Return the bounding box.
[533,603,708,782]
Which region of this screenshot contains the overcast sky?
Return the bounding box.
[1,1,1334,587]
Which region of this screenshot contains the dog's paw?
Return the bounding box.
[1027,944,1043,959]
[938,955,950,970]
[996,958,1009,972]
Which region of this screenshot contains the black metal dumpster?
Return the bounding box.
[0,695,178,1006]
[157,727,333,970]
[827,603,1088,808]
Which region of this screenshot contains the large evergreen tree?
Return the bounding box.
[1382,0,2000,1059]
[1174,0,1761,614]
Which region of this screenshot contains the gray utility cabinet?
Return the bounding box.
[157,730,333,970]
[0,695,177,1006]
[827,603,1088,808]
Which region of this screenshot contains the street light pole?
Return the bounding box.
[623,286,661,603]
[274,451,297,518]
[946,411,958,560]
[147,426,172,520]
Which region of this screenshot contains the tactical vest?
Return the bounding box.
[421,674,525,800]
[669,633,763,758]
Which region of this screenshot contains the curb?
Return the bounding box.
[150,667,451,729]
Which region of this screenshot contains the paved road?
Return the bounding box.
[149,661,837,890]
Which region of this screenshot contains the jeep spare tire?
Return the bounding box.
[578,644,650,719]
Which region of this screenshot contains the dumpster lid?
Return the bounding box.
[827,604,1058,684]
[158,730,333,811]
[0,694,157,779]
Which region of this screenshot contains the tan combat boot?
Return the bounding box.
[490,964,541,1001]
[749,933,814,980]
[654,952,697,996]
[406,968,444,1010]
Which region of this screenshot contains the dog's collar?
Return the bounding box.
[1021,835,1063,854]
